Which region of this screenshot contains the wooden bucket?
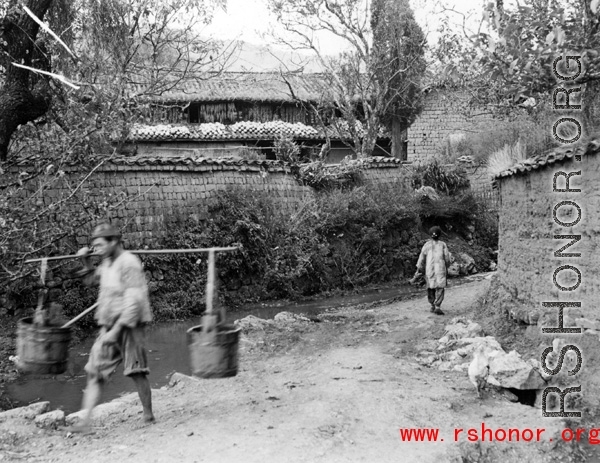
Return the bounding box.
[187,324,241,378]
[16,317,71,375]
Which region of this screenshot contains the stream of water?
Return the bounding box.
[5,283,428,413]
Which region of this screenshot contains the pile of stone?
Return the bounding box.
[447,253,478,277]
[417,318,547,391]
[234,311,312,333]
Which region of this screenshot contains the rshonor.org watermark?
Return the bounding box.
[399,425,600,444]
[540,55,584,418]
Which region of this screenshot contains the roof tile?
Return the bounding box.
[128,120,388,142]
[494,137,600,180]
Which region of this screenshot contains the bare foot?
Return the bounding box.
[143,414,156,424]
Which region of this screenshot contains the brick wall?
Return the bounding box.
[360,158,413,188]
[497,154,600,315]
[79,158,314,246]
[407,88,496,163]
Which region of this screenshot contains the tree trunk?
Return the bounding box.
[0,0,54,161]
[391,117,406,160]
[0,82,51,161]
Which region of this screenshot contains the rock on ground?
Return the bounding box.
[234,315,273,331]
[66,401,127,426]
[439,318,484,343]
[419,317,547,391]
[273,312,311,324]
[487,350,547,390]
[0,401,50,421]
[34,410,65,429]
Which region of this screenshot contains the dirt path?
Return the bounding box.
[0,278,581,462]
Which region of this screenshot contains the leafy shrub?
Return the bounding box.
[238,146,265,161]
[411,159,470,195]
[417,190,498,250]
[298,157,366,190]
[144,188,329,307]
[316,183,420,287]
[273,134,301,163]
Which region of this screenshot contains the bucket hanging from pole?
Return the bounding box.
[16,317,71,375]
[187,324,241,378]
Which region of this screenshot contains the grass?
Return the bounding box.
[487,140,529,177]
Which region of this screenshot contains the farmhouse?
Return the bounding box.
[492,136,600,324]
[122,72,395,162]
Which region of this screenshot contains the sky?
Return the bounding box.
[202,0,491,55]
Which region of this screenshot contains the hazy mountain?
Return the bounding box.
[222,40,327,73]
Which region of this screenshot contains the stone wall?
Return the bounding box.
[496,153,600,318]
[407,88,496,163]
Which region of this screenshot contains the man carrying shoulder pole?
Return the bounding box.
[69,222,155,432]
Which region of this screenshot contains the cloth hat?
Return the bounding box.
[92,223,121,239]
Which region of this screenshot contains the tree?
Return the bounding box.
[0,0,234,161]
[268,0,426,159]
[0,0,54,162]
[0,0,233,299]
[435,0,600,132]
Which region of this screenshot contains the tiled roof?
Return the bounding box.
[7,155,407,173]
[128,72,330,103]
[128,120,389,142]
[108,156,292,172]
[130,121,319,141]
[106,155,403,168]
[494,136,600,180]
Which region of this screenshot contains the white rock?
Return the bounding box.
[447,262,461,278]
[441,319,484,342]
[487,350,547,390]
[0,401,50,421]
[274,312,310,324]
[234,315,273,330]
[66,401,126,426]
[35,410,65,429]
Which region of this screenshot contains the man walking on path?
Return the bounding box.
[70,223,155,432]
[416,226,451,315]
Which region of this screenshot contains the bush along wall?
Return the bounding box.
[143,184,422,314]
[144,180,497,316]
